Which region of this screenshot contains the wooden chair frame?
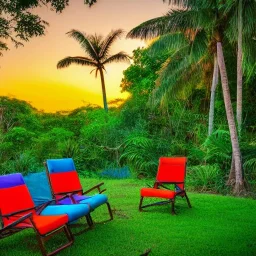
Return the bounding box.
[139,182,192,215]
[139,158,192,215]
[31,184,94,233]
[0,206,74,256]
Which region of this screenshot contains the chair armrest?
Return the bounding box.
[55,191,81,204]
[0,212,32,231]
[35,199,56,214]
[55,189,83,196]
[0,207,35,219]
[83,182,106,194]
[156,182,184,191]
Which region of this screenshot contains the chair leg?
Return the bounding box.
[63,225,74,244]
[106,202,113,220]
[139,196,144,212]
[184,192,192,208]
[86,214,94,228]
[47,226,74,256]
[171,200,176,215]
[35,225,74,256]
[36,234,48,256]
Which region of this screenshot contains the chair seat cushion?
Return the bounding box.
[32,214,68,235]
[141,188,175,199]
[40,204,90,223]
[80,194,108,210]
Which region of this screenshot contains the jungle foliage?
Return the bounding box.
[0,46,256,195]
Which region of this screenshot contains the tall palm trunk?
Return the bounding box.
[208,55,219,136]
[227,155,236,186]
[228,0,244,189]
[237,0,243,133]
[216,42,244,195]
[228,0,243,188]
[99,67,109,112]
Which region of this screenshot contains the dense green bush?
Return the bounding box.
[187,164,227,193]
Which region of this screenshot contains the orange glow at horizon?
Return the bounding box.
[0,0,169,112]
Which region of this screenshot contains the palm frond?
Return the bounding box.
[243,37,256,80]
[127,9,213,40]
[88,34,104,56]
[127,15,174,40]
[57,56,96,69]
[162,0,188,8]
[225,1,256,43]
[99,29,125,59]
[166,9,214,32]
[243,158,256,174]
[148,33,188,56]
[153,60,202,107]
[95,68,100,78]
[102,52,131,65]
[67,29,99,60]
[203,129,232,162]
[189,30,208,63]
[150,54,190,105]
[162,0,216,9]
[150,32,208,107]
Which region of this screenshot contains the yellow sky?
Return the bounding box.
[0,0,169,112]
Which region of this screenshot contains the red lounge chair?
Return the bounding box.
[139,157,192,214]
[0,173,74,256]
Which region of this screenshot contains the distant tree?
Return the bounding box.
[0,0,95,56]
[0,96,37,133]
[57,29,130,112]
[121,47,168,96]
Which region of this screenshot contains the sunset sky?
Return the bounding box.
[0,0,169,112]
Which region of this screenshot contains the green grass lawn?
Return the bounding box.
[1,178,256,256]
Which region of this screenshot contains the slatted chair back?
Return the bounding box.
[156,157,187,191]
[46,158,82,195]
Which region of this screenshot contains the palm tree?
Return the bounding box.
[223,0,256,133]
[208,54,219,136]
[236,0,243,133]
[57,29,130,112]
[217,0,256,185]
[127,1,245,194]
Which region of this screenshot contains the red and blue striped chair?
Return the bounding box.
[24,172,93,229]
[45,158,113,223]
[0,173,74,256]
[139,157,192,214]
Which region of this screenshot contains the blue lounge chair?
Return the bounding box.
[24,172,92,226]
[45,158,113,223]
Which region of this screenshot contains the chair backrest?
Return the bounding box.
[24,172,53,207]
[45,158,82,195]
[156,157,187,189]
[0,173,35,215]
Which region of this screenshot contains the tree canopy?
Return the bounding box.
[0,0,97,56]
